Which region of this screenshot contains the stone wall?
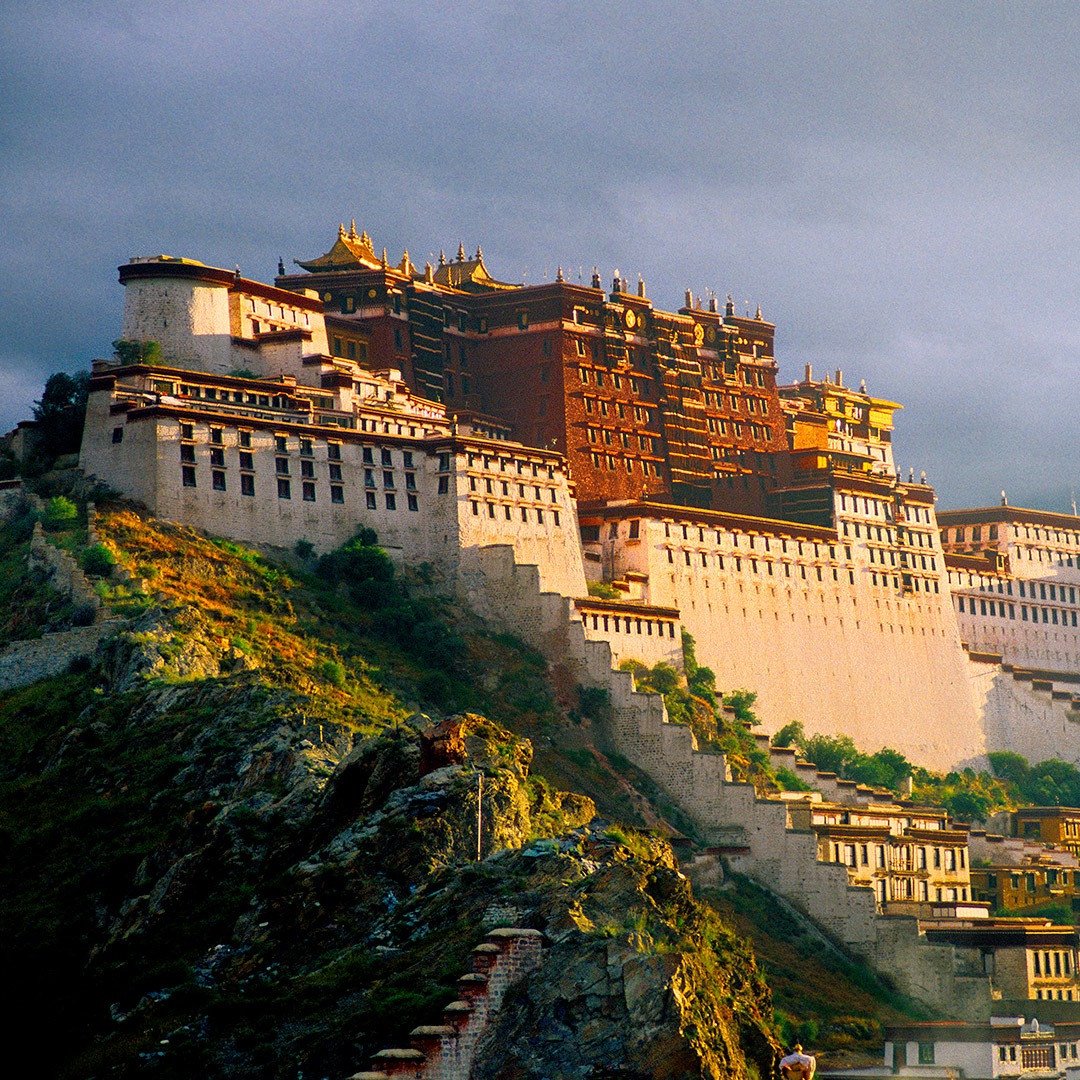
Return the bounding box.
[352,928,543,1080]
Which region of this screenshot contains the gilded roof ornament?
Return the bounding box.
[338,223,347,239]
[438,249,446,267]
[475,244,483,261]
[349,220,358,239]
[457,242,466,262]
[556,265,564,282]
[756,305,763,320]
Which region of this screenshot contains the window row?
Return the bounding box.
[588,452,662,476]
[469,502,560,526]
[957,595,1080,627]
[583,612,677,638]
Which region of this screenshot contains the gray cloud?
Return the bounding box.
[2,2,1078,510]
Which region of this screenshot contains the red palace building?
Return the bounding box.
[277,223,787,513]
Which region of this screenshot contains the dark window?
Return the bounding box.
[300,439,313,456]
[383,471,394,489]
[385,492,396,510]
[275,436,287,453]
[276,457,289,475]
[181,423,194,440]
[330,485,344,504]
[277,478,290,499]
[182,466,196,487]
[210,447,225,467]
[327,442,341,460]
[240,473,254,496]
[210,428,223,444]
[362,447,374,464]
[302,482,316,502]
[366,490,376,509]
[301,460,314,478]
[112,426,124,443]
[212,470,226,491]
[407,493,418,511]
[329,463,342,481]
[239,451,253,470]
[180,443,196,463]
[403,450,414,468]
[438,475,449,494]
[239,430,252,448]
[381,448,393,466]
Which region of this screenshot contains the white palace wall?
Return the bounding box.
[590,513,986,769]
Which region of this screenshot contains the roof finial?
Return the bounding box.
[338,222,346,239]
[349,219,358,239]
[475,244,483,261]
[401,248,412,275]
[457,242,466,262]
[556,265,564,282]
[860,379,867,393]
[591,267,601,289]
[685,288,694,308]
[438,249,446,267]
[638,275,646,298]
[381,247,388,268]
[725,294,735,317]
[425,261,434,283]
[708,294,718,312]
[755,304,763,320]
[278,257,285,277]
[1002,490,1008,506]
[360,230,371,247]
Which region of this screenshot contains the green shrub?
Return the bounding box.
[294,539,315,560]
[82,543,116,576]
[43,495,78,527]
[586,580,620,599]
[321,660,346,687]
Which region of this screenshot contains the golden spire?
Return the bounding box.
[475,244,483,261]
[381,247,388,268]
[438,249,446,267]
[457,242,466,262]
[338,222,346,239]
[349,219,358,239]
[556,265,564,282]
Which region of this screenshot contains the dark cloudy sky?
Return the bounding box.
[3,2,1078,510]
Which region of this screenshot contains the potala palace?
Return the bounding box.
[77,228,1080,770]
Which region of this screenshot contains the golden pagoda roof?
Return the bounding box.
[431,243,518,292]
[295,221,382,272]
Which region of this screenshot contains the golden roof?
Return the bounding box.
[295,221,382,272]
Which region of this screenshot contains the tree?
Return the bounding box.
[112,339,161,365]
[32,371,90,457]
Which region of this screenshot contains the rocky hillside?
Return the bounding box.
[0,495,780,1079]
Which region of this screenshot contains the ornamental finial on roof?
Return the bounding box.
[361,230,370,246]
[638,276,647,298]
[556,265,564,282]
[349,220,357,239]
[338,223,346,239]
[725,294,735,316]
[457,242,466,262]
[425,262,434,283]
[382,247,388,268]
[756,304,763,320]
[475,244,483,261]
[591,267,601,289]
[685,288,693,308]
[438,249,446,267]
